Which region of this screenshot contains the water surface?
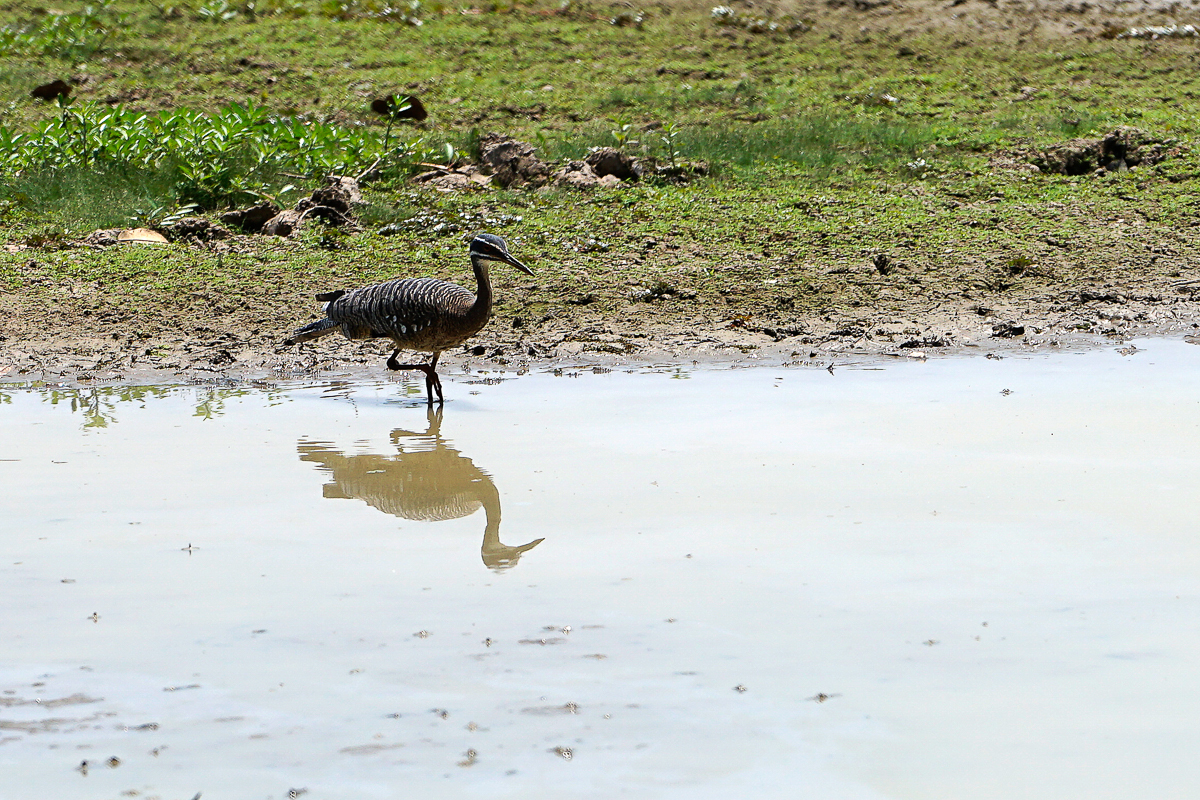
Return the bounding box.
[2,342,1199,799]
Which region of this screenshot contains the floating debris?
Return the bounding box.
[807,692,841,703]
[521,703,580,715]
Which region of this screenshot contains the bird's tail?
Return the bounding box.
[286,317,339,345]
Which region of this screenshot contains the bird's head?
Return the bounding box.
[470,233,534,276]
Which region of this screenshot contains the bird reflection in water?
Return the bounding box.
[297,407,543,570]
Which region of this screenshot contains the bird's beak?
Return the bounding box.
[502,252,535,276]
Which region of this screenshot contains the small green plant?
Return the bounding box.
[130,202,199,229]
[145,0,185,20]
[0,1,124,59]
[902,157,931,178]
[608,116,635,149]
[0,101,438,213]
[319,0,422,24]
[610,10,645,28]
[659,122,681,168]
[197,0,240,22]
[709,5,810,36]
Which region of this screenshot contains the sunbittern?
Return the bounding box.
[288,233,533,402]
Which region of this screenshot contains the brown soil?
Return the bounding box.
[3,239,1198,388]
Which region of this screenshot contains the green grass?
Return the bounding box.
[0,99,442,219]
[4,0,1200,349]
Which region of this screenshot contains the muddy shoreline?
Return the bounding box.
[6,220,1200,387]
[4,290,1197,388]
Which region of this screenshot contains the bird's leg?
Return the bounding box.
[386,349,403,371]
[426,353,443,404]
[387,352,444,405]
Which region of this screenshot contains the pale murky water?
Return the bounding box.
[2,341,1199,800]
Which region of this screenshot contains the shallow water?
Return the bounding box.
[2,341,1199,800]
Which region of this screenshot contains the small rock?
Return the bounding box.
[991,321,1025,338]
[116,228,169,245]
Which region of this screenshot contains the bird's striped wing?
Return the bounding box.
[328,277,473,341]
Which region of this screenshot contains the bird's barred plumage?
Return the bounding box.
[287,233,533,403]
[326,277,478,351]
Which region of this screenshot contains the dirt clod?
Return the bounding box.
[82,229,122,247]
[415,165,492,192]
[1031,127,1177,176]
[166,217,232,243]
[478,133,549,188]
[30,79,71,101]
[585,147,639,181]
[262,209,304,237]
[220,202,281,233]
[552,160,622,188]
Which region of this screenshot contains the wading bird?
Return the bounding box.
[288,233,533,403]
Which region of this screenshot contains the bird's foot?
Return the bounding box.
[425,368,444,405]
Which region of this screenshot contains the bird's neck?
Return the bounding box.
[467,255,493,326]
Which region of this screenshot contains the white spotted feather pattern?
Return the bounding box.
[328,277,479,351]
